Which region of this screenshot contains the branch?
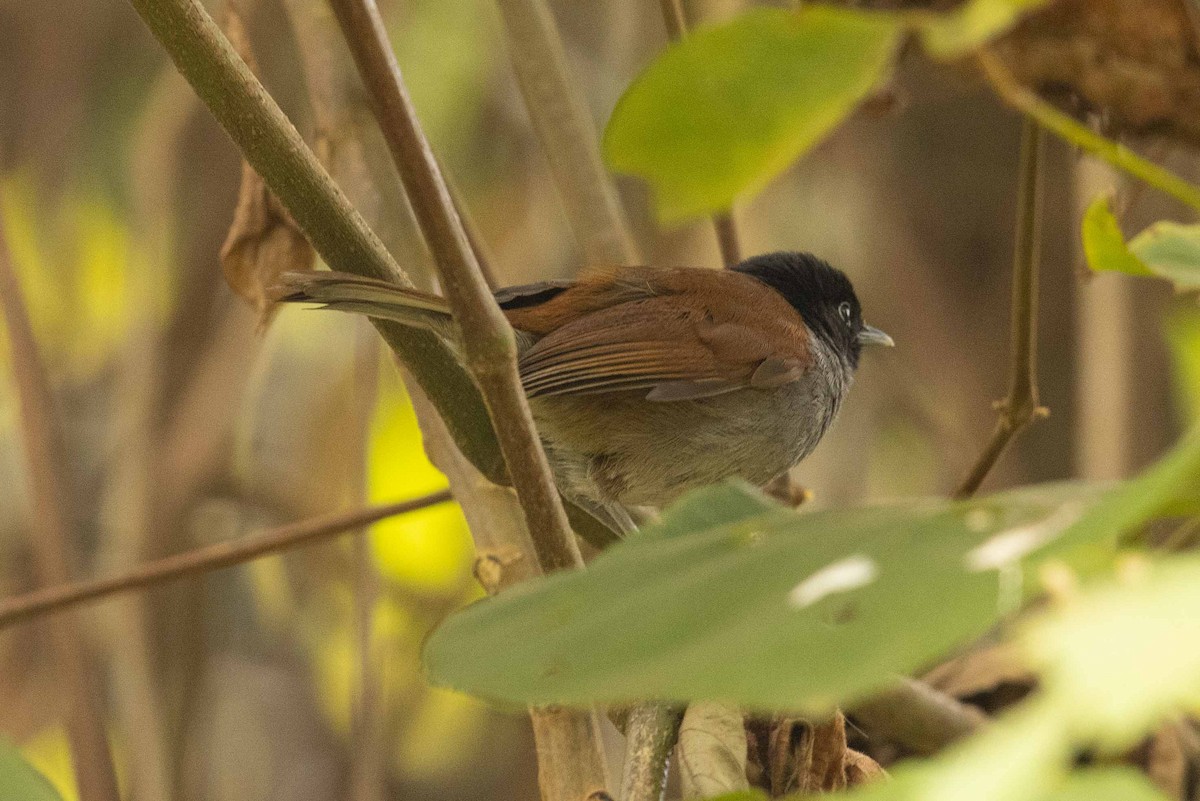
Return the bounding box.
[326,0,584,575]
[620,702,684,801]
[492,0,637,264]
[0,224,121,801]
[953,119,1048,499]
[980,51,1200,216]
[125,0,505,482]
[849,678,986,755]
[0,491,452,632]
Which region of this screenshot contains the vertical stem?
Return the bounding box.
[350,331,385,801]
[0,222,122,801]
[326,0,583,574]
[953,119,1046,499]
[492,0,637,264]
[620,704,683,801]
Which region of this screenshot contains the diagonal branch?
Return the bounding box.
[953,119,1048,499]
[125,0,505,482]
[326,0,583,575]
[0,491,453,632]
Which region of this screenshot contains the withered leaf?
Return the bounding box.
[218,5,315,327]
[678,701,749,799]
[221,162,315,328]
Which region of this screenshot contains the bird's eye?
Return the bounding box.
[838,301,853,326]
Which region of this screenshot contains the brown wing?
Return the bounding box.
[515,268,813,401]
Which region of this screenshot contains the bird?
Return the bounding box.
[275,251,892,535]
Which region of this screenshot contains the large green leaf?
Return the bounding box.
[1082,195,1200,290]
[0,740,64,801]
[425,427,1200,709]
[604,7,901,221]
[426,484,1090,709]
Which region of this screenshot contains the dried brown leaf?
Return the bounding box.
[218,5,315,327]
[221,163,315,327]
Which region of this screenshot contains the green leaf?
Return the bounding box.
[0,740,64,801]
[1129,221,1200,289]
[1044,768,1171,801]
[917,0,1050,59]
[1081,196,1154,278]
[426,482,1112,709]
[603,7,901,221]
[1164,307,1200,423]
[426,424,1200,709]
[709,793,768,801]
[1027,555,1200,749]
[1082,195,1200,290]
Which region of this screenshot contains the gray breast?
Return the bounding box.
[534,335,854,508]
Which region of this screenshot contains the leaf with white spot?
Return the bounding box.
[424,427,1200,709]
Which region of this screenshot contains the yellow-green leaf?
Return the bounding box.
[604,7,901,222]
[918,0,1050,59]
[0,740,63,801]
[1081,196,1153,278]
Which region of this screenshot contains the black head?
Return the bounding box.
[734,251,890,369]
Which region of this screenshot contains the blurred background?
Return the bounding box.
[0,0,1195,799]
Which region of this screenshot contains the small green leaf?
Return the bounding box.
[1081,195,1200,290]
[603,7,901,221]
[1129,221,1200,289]
[1081,196,1153,278]
[1164,307,1200,423]
[0,740,64,801]
[918,0,1050,59]
[1027,555,1200,749]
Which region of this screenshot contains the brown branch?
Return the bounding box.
[0,491,453,632]
[0,223,121,801]
[849,678,986,755]
[326,0,584,575]
[953,119,1048,499]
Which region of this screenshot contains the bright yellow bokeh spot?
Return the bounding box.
[20,729,77,801]
[0,173,169,379]
[396,687,486,780]
[367,367,473,592]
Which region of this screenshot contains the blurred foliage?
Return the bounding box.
[367,368,474,592]
[1084,196,1200,290]
[1,736,66,801]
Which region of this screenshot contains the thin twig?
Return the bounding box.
[0,222,122,801]
[620,703,684,801]
[327,0,584,575]
[492,0,637,264]
[0,491,453,632]
[953,119,1047,499]
[126,0,505,482]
